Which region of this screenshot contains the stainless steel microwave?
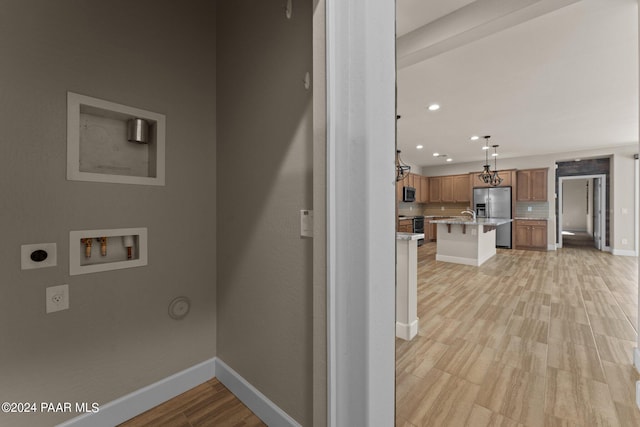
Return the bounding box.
[403,186,416,202]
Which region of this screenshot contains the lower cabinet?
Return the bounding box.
[398,219,413,233]
[515,220,547,250]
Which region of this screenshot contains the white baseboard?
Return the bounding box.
[396,319,418,341]
[215,358,301,427]
[612,248,638,257]
[56,358,216,427]
[436,254,485,266]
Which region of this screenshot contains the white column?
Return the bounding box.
[326,0,396,425]
[396,236,420,340]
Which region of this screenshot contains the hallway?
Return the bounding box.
[563,231,596,248]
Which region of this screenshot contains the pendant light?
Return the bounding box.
[489,144,503,186]
[396,150,411,181]
[477,136,503,186]
[478,136,493,184]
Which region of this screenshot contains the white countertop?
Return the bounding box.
[396,232,425,241]
[429,217,513,226]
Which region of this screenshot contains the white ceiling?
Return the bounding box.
[396,0,638,168]
[396,0,478,37]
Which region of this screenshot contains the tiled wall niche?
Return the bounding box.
[67,92,166,186]
[70,227,148,275]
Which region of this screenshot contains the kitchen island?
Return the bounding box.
[429,217,513,266]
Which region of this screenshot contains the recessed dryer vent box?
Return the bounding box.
[70,227,147,275]
[67,92,165,186]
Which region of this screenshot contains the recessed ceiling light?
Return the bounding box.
[575,158,581,162]
[433,152,439,157]
[492,152,499,157]
[482,146,490,150]
[446,158,453,162]
[416,145,423,149]
[427,104,440,111]
[470,135,479,141]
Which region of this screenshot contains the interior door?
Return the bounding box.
[593,178,602,250]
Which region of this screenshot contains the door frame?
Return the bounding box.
[557,174,607,250]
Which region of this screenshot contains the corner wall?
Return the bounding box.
[216,1,313,425]
[0,1,218,426]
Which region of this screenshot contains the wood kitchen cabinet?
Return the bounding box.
[515,219,547,250]
[441,176,454,202]
[429,222,437,241]
[453,174,470,203]
[412,173,422,202]
[516,168,548,201]
[396,177,405,202]
[428,174,469,203]
[397,173,431,203]
[429,176,442,202]
[405,173,414,188]
[419,176,429,203]
[397,219,413,233]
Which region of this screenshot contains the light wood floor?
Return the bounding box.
[119,243,638,426]
[397,242,640,427]
[118,378,265,427]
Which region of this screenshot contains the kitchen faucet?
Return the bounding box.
[461,210,476,221]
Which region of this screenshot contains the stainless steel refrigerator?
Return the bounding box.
[473,187,512,248]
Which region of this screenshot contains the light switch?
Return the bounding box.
[300,210,313,238]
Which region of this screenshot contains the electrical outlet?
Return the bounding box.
[46,284,69,313]
[527,206,532,212]
[622,238,628,245]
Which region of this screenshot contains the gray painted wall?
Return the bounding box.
[0,1,217,426]
[216,1,314,425]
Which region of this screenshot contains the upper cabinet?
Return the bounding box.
[441,176,454,202]
[429,174,469,203]
[396,168,546,204]
[453,174,470,203]
[396,173,430,203]
[412,173,422,202]
[516,168,548,201]
[429,176,442,202]
[419,176,429,203]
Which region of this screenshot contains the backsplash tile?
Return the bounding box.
[516,202,550,219]
[399,202,471,217]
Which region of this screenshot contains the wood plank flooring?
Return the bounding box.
[119,243,638,426]
[397,243,640,427]
[118,378,265,427]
